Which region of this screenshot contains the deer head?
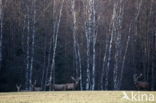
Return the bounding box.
[71,76,81,85]
[133,73,149,90]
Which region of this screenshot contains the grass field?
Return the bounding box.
[0,91,156,103]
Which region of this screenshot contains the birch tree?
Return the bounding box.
[41,0,48,90]
[100,34,109,90]
[44,0,56,90]
[113,0,124,90]
[104,3,116,90]
[71,0,83,90]
[29,0,36,90]
[48,0,65,90]
[85,0,97,90]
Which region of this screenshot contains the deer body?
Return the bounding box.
[46,77,80,91]
[31,80,42,91]
[135,81,149,90]
[133,74,149,90]
[52,84,67,90]
[66,83,75,90]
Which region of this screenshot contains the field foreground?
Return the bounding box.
[0,91,156,103]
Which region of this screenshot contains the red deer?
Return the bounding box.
[65,76,81,90]
[16,84,21,92]
[31,80,42,91]
[46,76,81,91]
[16,84,30,92]
[133,74,149,90]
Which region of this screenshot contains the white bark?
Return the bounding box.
[91,0,97,90]
[85,0,97,90]
[72,0,78,76]
[113,3,119,90]
[113,0,124,90]
[119,23,131,89]
[41,0,47,90]
[71,0,83,90]
[85,22,90,90]
[100,34,109,90]
[77,45,83,90]
[105,3,116,90]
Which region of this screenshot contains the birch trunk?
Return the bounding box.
[85,0,96,90]
[91,0,97,90]
[41,0,47,90]
[29,0,36,90]
[85,22,90,90]
[44,0,56,90]
[105,4,116,90]
[71,0,83,90]
[72,0,78,76]
[100,34,109,90]
[49,0,64,90]
[77,45,83,90]
[113,0,124,90]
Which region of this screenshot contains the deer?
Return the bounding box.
[16,84,21,92]
[31,80,42,91]
[133,73,149,90]
[46,76,81,91]
[16,84,30,92]
[65,76,81,90]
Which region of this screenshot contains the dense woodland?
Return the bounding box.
[0,0,156,92]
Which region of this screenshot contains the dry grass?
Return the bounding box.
[0,91,156,103]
